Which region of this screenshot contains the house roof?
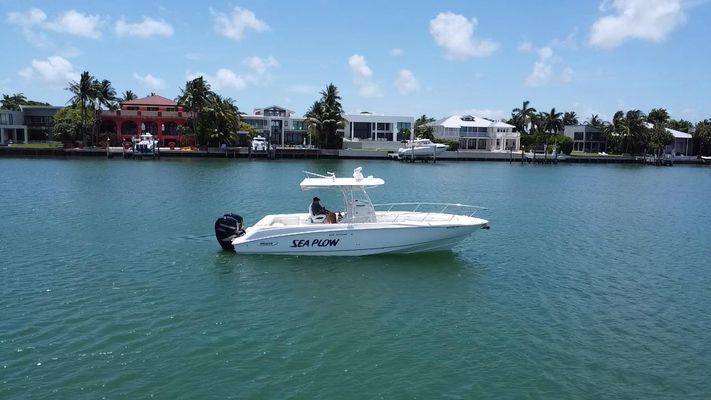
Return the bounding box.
[643,122,692,139]
[122,95,177,106]
[431,115,514,129]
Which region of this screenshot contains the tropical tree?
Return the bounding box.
[66,71,98,144]
[120,90,137,103]
[668,119,692,133]
[414,114,435,140]
[511,100,537,134]
[53,104,96,143]
[694,122,711,156]
[304,83,345,149]
[1,93,49,111]
[177,76,213,146]
[94,80,117,111]
[1,93,27,110]
[305,100,325,147]
[616,110,647,154]
[585,114,605,129]
[563,111,579,126]
[647,108,670,126]
[647,123,674,156]
[200,94,241,145]
[540,107,564,133]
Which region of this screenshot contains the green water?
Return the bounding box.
[1,158,710,399]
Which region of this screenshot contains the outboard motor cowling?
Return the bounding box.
[214,213,245,251]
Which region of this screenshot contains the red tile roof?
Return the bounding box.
[122,95,177,106]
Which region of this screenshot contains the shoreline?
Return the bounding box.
[0,146,705,165]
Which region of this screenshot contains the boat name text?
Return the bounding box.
[290,239,340,248]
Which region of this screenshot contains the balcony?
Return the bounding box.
[101,110,188,119]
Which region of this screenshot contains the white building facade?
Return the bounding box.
[340,112,414,150]
[241,106,308,146]
[0,109,28,144]
[430,115,519,151]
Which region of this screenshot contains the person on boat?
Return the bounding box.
[310,196,337,223]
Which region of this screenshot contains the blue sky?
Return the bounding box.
[1,0,710,122]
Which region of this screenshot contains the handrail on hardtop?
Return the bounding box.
[372,202,488,219]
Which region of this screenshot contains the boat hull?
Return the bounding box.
[398,146,447,157]
[232,219,486,256]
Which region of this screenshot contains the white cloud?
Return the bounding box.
[243,56,279,76]
[211,6,269,41]
[115,17,174,38]
[6,8,101,41]
[132,73,165,89]
[186,69,247,91]
[184,56,278,91]
[452,109,507,120]
[48,10,102,39]
[525,46,554,87]
[429,12,498,60]
[389,48,404,56]
[348,54,383,97]
[589,0,686,48]
[561,67,574,83]
[394,69,419,95]
[19,56,79,83]
[517,40,534,53]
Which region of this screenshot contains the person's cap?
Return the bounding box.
[313,197,320,201]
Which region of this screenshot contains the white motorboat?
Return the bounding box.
[251,135,267,151]
[398,139,447,158]
[214,167,489,256]
[133,133,158,154]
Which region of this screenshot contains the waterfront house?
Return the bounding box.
[1,105,61,144]
[340,112,415,150]
[241,106,308,146]
[563,125,607,153]
[0,109,26,144]
[99,95,189,146]
[430,115,519,151]
[641,122,694,156]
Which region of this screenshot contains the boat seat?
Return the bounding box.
[308,208,326,223]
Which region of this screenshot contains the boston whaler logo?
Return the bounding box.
[290,238,340,248]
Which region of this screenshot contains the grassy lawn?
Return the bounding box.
[6,143,63,149]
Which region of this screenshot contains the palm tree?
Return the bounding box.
[67,71,98,144]
[95,79,117,110]
[1,93,28,111]
[120,90,137,103]
[317,83,345,148]
[203,94,240,145]
[305,101,325,147]
[177,76,212,146]
[647,108,670,126]
[540,108,563,133]
[511,100,537,134]
[585,114,605,129]
[563,111,579,126]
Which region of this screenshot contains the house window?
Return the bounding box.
[147,107,159,111]
[127,106,139,111]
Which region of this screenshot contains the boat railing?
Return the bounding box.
[373,202,487,223]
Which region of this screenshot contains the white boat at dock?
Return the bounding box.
[214,167,489,256]
[398,139,447,158]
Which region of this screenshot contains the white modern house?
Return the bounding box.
[340,112,414,150]
[241,106,308,146]
[0,109,28,144]
[430,115,519,151]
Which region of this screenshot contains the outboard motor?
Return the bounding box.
[214,213,245,251]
